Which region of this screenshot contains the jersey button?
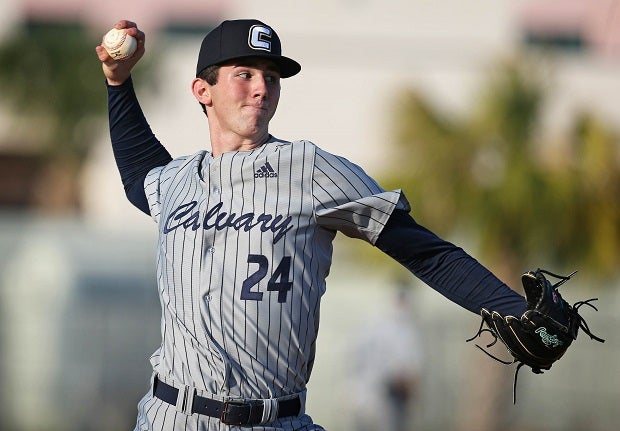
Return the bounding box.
[207,246,215,254]
[212,188,220,196]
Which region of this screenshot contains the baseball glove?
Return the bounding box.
[467,268,604,402]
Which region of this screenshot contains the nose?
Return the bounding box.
[252,75,269,99]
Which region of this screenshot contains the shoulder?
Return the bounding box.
[146,150,208,188]
[271,137,352,159]
[159,150,209,174]
[270,138,367,177]
[267,136,316,150]
[312,144,366,174]
[263,137,363,171]
[263,136,321,160]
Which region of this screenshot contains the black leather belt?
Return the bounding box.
[153,376,301,425]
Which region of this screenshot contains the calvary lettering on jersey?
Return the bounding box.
[164,201,293,244]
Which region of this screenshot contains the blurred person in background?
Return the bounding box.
[349,284,423,431]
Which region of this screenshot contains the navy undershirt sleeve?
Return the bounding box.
[107,77,172,215]
[375,209,526,316]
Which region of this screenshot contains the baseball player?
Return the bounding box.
[96,19,531,431]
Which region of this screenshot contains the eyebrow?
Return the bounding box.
[231,59,280,73]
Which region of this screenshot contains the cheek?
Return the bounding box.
[270,86,281,108]
[211,88,241,110]
[270,99,280,116]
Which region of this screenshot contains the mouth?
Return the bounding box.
[245,104,269,114]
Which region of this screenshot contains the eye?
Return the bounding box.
[265,74,280,84]
[238,71,252,79]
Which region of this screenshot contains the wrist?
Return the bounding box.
[106,75,133,88]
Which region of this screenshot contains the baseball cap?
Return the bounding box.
[196,19,301,78]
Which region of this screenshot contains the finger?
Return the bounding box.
[125,27,145,44]
[95,45,112,62]
[116,19,138,30]
[95,45,127,70]
[111,21,145,48]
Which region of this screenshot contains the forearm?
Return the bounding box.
[107,77,172,214]
[375,210,526,316]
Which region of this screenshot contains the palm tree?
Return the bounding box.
[384,54,620,281]
[378,54,619,430]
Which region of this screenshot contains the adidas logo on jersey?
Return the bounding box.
[255,162,278,178]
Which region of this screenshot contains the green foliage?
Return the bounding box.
[0,20,155,161]
[560,113,620,274]
[0,20,158,210]
[383,55,620,280]
[0,21,103,159]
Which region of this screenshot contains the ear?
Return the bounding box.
[191,78,212,106]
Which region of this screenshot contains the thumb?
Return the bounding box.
[95,45,112,62]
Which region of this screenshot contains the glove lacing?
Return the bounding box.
[465,318,524,404]
[572,299,605,343]
[466,269,605,404]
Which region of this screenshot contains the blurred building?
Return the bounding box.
[0,1,618,430]
[518,0,620,58]
[0,0,619,219]
[19,0,229,32]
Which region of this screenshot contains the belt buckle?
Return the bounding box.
[221,400,250,426]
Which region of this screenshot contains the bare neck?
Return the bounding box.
[209,131,271,157]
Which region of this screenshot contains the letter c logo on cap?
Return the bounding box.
[249,25,272,52]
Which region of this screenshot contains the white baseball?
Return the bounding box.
[102,28,137,60]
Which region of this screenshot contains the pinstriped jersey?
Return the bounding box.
[143,136,409,401]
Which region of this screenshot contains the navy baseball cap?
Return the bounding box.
[196,19,301,78]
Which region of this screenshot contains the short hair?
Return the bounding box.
[197,64,220,85]
[196,64,220,114]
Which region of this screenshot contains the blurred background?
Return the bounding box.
[0,0,618,430]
